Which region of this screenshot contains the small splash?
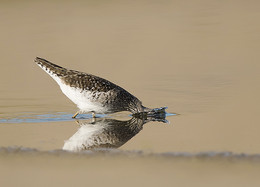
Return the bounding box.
[132,106,177,122]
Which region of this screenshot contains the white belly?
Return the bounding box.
[59,83,109,113]
[41,69,110,114]
[62,122,107,151]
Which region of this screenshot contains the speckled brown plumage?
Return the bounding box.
[35,57,146,115]
[63,113,167,151]
[63,117,144,151]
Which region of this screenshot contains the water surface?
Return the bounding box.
[0,0,260,186]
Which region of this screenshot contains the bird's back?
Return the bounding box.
[35,57,118,92]
[35,57,144,114]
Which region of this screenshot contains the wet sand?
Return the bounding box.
[0,0,260,186]
[1,149,260,187]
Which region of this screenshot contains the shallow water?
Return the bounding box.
[0,0,260,186]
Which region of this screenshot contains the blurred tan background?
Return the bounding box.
[0,0,260,186]
[0,0,259,153]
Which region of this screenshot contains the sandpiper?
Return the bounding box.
[63,114,167,151]
[63,117,145,151]
[35,57,152,118]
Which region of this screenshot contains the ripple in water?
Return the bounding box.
[0,110,177,154]
[0,110,176,124]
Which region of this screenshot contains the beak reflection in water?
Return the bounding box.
[63,114,168,152]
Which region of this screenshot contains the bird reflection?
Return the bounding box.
[63,114,167,151]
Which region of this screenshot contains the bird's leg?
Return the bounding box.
[91,117,96,123]
[75,119,80,125]
[72,111,79,118]
[91,111,96,118]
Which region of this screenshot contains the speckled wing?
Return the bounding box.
[35,57,119,92]
[35,57,143,114]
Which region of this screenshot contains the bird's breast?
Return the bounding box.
[59,82,111,113]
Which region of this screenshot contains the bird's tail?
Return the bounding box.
[35,57,68,78]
